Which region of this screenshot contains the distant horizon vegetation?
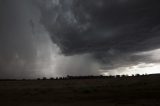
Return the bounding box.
[0,73,160,80]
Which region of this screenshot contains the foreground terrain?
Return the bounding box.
[0,74,160,106]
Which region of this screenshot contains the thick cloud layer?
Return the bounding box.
[0,0,59,78]
[1,0,160,78]
[0,0,101,78]
[39,0,160,53]
[38,0,160,68]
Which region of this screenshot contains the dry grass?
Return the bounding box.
[0,75,160,106]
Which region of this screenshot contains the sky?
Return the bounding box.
[0,0,160,79]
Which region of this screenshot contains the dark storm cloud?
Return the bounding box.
[38,0,160,53]
[1,0,160,78]
[0,0,102,78]
[38,0,160,69]
[0,0,52,79]
[0,0,36,78]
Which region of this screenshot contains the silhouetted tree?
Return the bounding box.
[42,77,47,80]
[50,77,54,80]
[37,78,41,80]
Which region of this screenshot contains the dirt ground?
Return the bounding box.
[0,75,160,106]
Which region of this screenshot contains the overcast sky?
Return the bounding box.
[0,0,160,79]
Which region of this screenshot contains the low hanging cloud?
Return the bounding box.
[37,0,160,69]
[0,0,160,78]
[0,0,102,78]
[38,0,160,54]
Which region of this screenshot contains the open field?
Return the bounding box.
[0,75,160,106]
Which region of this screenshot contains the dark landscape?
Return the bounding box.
[1,0,160,106]
[0,74,160,106]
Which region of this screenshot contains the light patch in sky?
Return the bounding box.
[103,48,160,76]
[103,63,160,76]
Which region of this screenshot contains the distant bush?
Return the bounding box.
[50,77,54,80]
[116,75,121,78]
[37,78,41,80]
[42,77,47,80]
[135,74,140,77]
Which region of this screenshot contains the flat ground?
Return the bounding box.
[0,75,160,106]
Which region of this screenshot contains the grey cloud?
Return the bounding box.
[1,0,160,78]
[0,0,56,79]
[38,0,160,70]
[39,0,160,54]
